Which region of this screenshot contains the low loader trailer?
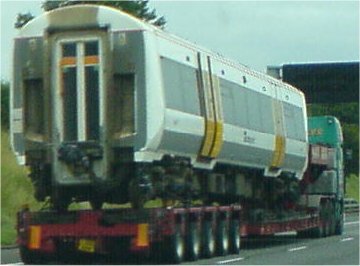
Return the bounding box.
[16,116,344,264]
[17,199,340,264]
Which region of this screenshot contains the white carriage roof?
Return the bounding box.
[19,4,152,37]
[18,4,303,96]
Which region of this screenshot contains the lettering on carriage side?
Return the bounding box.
[244,135,256,144]
[243,131,256,144]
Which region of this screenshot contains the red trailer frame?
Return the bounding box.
[17,205,242,261]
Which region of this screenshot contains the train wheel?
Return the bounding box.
[186,221,201,261]
[201,220,215,258]
[163,224,185,264]
[228,220,241,254]
[216,218,229,256]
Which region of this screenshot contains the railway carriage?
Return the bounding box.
[11,5,308,209]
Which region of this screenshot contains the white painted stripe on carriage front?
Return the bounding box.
[217,257,245,264]
[288,246,307,252]
[77,42,87,141]
[340,237,354,242]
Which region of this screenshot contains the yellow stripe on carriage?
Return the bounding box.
[271,135,286,167]
[200,120,216,157]
[209,121,224,158]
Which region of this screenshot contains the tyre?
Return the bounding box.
[312,224,324,238]
[323,201,333,237]
[216,219,229,256]
[228,220,241,254]
[162,224,185,264]
[19,245,48,264]
[201,220,215,258]
[324,221,331,237]
[335,212,344,235]
[186,221,201,261]
[312,201,328,238]
[329,204,336,236]
[297,229,310,238]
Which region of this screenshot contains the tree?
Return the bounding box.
[15,0,166,29]
[14,12,35,29]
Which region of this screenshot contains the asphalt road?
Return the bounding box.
[1,213,358,265]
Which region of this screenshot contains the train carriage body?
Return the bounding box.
[11,5,308,208]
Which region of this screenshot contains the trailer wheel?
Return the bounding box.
[228,220,240,254]
[163,224,185,264]
[216,219,229,256]
[19,245,48,264]
[201,220,215,258]
[186,221,201,261]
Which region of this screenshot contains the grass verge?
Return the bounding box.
[1,130,40,245]
[346,174,359,202]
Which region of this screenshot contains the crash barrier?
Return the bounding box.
[344,198,359,213]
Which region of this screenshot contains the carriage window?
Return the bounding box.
[84,41,100,140]
[62,43,76,57]
[113,74,135,138]
[61,42,77,141]
[85,66,99,140]
[85,41,98,56]
[24,79,44,135]
[59,39,100,142]
[62,67,78,141]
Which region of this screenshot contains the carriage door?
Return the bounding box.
[55,37,102,142]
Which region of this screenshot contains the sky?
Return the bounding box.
[1,0,359,81]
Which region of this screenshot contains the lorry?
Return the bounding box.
[16,116,344,264]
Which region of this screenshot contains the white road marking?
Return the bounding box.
[344,221,359,225]
[288,246,307,252]
[340,237,354,242]
[217,257,245,264]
